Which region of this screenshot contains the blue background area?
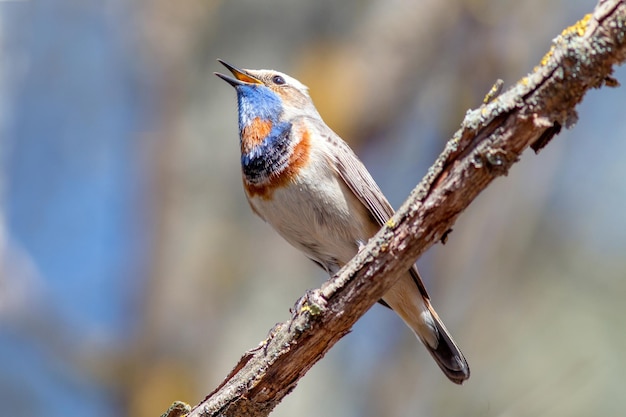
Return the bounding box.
[2,2,150,415]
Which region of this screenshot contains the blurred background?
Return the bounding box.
[1,0,625,416]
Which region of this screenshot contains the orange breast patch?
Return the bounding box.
[241,117,273,154]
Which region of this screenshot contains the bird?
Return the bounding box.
[215,59,470,384]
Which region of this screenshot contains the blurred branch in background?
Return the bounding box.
[177,1,625,415]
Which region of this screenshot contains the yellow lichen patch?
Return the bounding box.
[301,302,323,317]
[483,79,504,104]
[540,48,555,67]
[537,14,591,70]
[562,13,592,38]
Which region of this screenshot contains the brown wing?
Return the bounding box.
[315,124,430,299]
[332,139,395,226]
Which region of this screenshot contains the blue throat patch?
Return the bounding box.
[235,84,293,184]
[236,84,282,130]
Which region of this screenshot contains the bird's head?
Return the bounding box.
[215,60,319,129]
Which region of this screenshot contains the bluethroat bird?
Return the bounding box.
[215,60,470,384]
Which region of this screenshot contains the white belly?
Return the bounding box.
[247,162,375,272]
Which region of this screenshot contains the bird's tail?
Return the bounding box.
[382,269,470,384]
[419,300,470,384]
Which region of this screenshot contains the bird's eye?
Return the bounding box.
[272,75,286,85]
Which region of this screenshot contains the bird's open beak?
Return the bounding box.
[215,59,262,87]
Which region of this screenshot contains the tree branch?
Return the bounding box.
[181,1,626,416]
